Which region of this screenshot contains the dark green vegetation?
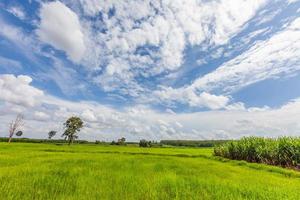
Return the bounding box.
[48,130,57,139]
[62,116,84,145]
[139,139,153,147]
[214,136,300,169]
[110,137,126,145]
[15,131,23,137]
[161,140,229,147]
[0,137,90,144]
[1,143,300,200]
[0,137,226,148]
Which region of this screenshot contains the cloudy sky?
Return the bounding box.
[0,0,300,141]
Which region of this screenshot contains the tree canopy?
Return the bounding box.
[62,116,83,145]
[15,131,23,137]
[48,130,57,139]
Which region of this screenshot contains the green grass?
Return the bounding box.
[0,143,300,200]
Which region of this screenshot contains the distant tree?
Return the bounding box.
[139,139,152,147]
[110,140,116,145]
[8,114,24,143]
[48,130,57,139]
[62,116,83,145]
[15,131,23,137]
[95,140,106,145]
[117,137,126,145]
[110,138,126,145]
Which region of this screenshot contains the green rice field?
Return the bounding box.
[0,143,300,200]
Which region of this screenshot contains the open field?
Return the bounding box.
[1,143,300,200]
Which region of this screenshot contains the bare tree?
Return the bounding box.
[8,114,24,143]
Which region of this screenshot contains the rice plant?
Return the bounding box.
[1,143,300,200]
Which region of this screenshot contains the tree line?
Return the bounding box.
[6,114,229,147]
[7,114,83,145]
[6,114,156,147]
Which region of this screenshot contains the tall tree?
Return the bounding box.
[117,137,126,145]
[48,130,57,139]
[62,116,83,145]
[8,114,24,143]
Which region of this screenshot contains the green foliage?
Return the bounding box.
[139,139,152,147]
[62,116,84,145]
[111,137,126,145]
[214,136,300,169]
[118,137,126,145]
[110,140,116,145]
[48,130,57,139]
[160,140,229,147]
[95,140,107,145]
[0,137,89,144]
[15,131,23,137]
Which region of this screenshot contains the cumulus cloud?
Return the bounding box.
[152,86,230,110]
[0,74,300,141]
[1,1,300,142]
[0,74,44,107]
[153,16,300,106]
[75,0,268,96]
[33,111,50,121]
[37,1,85,62]
[81,109,97,122]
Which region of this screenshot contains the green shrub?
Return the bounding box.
[110,137,126,145]
[214,136,300,169]
[139,139,152,147]
[95,140,107,145]
[160,140,229,147]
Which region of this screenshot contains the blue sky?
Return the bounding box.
[0,0,300,141]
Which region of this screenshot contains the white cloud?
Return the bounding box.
[38,57,88,95]
[225,102,246,111]
[190,17,300,94]
[0,74,300,141]
[37,1,85,62]
[0,74,44,107]
[75,0,268,96]
[152,86,230,110]
[7,6,26,20]
[0,19,88,96]
[0,19,44,64]
[287,0,299,4]
[210,0,268,44]
[154,18,300,109]
[81,109,97,122]
[2,0,299,122]
[0,56,22,72]
[34,111,50,121]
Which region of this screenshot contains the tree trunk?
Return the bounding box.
[8,136,12,143]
